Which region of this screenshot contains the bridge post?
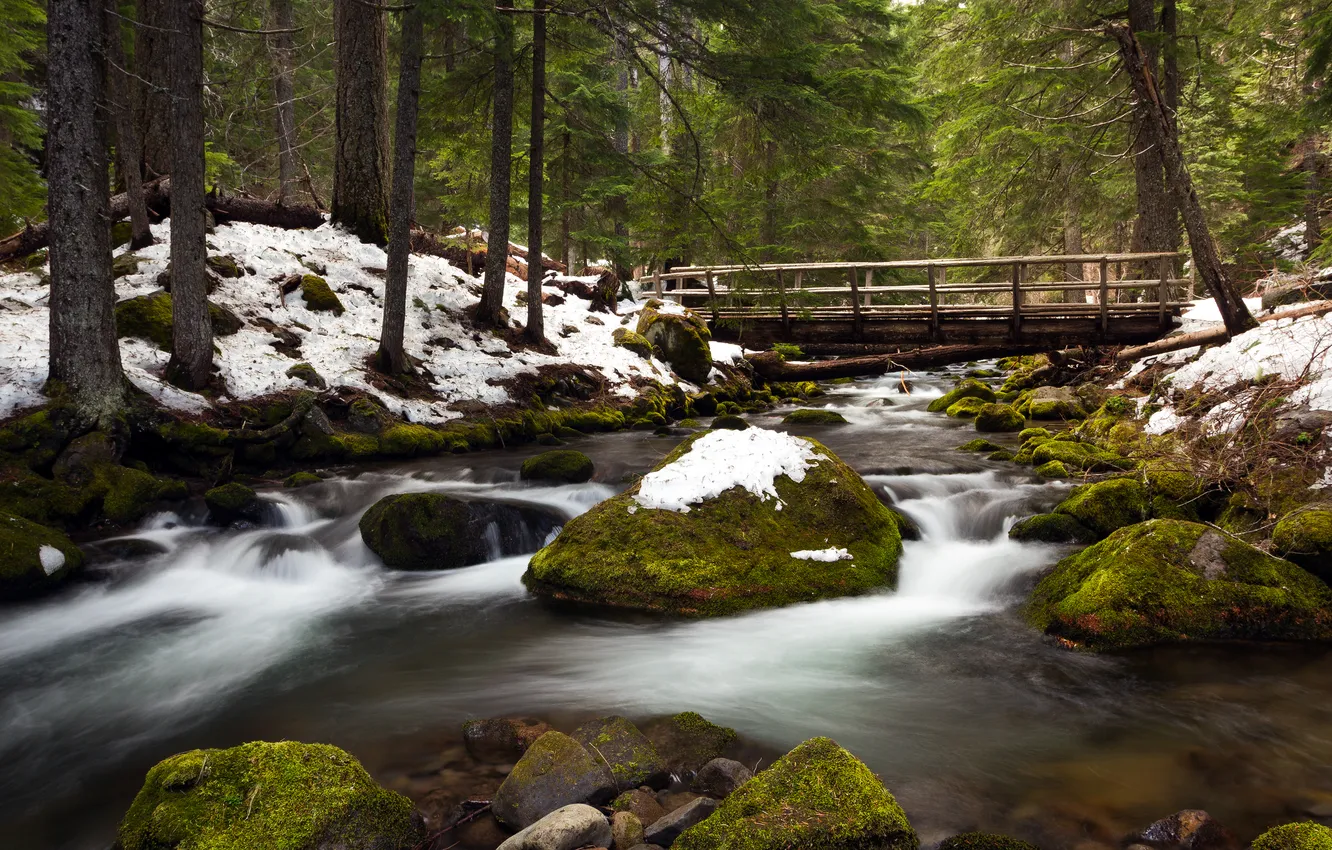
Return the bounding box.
[777,269,790,333]
[848,267,863,338]
[863,269,873,308]
[1010,262,1023,339]
[706,269,718,323]
[927,264,940,341]
[653,268,662,299]
[794,270,803,290]
[1099,259,1109,334]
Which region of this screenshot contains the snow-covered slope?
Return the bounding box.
[0,220,690,422]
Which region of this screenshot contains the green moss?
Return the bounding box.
[284,472,322,489]
[939,833,1039,850]
[929,380,996,414]
[116,292,243,350]
[1252,823,1332,850]
[1018,428,1051,443]
[1031,440,1131,473]
[572,715,666,791]
[1009,512,1097,544]
[559,407,627,433]
[957,439,1003,453]
[946,397,988,419]
[1273,509,1332,581]
[522,449,594,484]
[100,466,179,524]
[636,304,712,384]
[674,737,917,850]
[112,252,142,278]
[975,403,1025,432]
[204,483,257,517]
[117,740,421,850]
[493,731,615,829]
[0,470,97,527]
[284,363,326,390]
[782,409,849,426]
[1027,519,1332,651]
[1055,478,1150,538]
[612,328,655,358]
[1035,460,1069,479]
[379,423,445,457]
[206,255,243,278]
[359,492,485,570]
[524,435,903,616]
[772,342,805,360]
[0,512,83,599]
[987,449,1016,462]
[299,274,344,315]
[711,414,749,431]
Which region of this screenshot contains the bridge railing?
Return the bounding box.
[636,252,1191,334]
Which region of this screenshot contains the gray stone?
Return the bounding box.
[690,758,752,798]
[496,804,612,850]
[644,797,719,847]
[573,715,670,792]
[493,731,617,830]
[611,810,645,850]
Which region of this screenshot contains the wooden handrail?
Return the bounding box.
[646,251,1184,281]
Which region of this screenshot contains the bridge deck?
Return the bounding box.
[636,252,1190,349]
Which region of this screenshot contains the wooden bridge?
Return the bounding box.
[639,252,1191,350]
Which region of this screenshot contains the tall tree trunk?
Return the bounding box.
[103,0,153,249]
[611,29,630,276]
[1063,188,1085,303]
[48,0,127,424]
[525,0,547,343]
[166,0,213,389]
[133,0,171,177]
[657,0,672,154]
[1126,0,1173,277]
[269,0,300,206]
[1109,23,1257,336]
[378,1,424,375]
[333,0,390,244]
[1160,0,1183,269]
[560,127,572,272]
[1307,142,1323,256]
[477,7,515,325]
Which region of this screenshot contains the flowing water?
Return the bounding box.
[6,368,1332,849]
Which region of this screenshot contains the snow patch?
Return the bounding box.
[790,547,852,562]
[709,341,746,365]
[38,545,65,575]
[634,428,819,513]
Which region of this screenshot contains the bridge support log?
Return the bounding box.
[747,343,1051,382]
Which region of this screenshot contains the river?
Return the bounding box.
[5,367,1332,849]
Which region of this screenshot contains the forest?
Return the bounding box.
[7,2,1332,850]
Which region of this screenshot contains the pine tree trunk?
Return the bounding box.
[1160,0,1184,270]
[560,128,572,272]
[166,0,213,389]
[47,0,127,424]
[525,0,547,343]
[378,1,424,374]
[269,0,300,206]
[103,0,153,249]
[333,0,390,245]
[133,0,171,177]
[1307,143,1323,256]
[1063,189,1085,303]
[477,8,515,326]
[1109,23,1257,336]
[1126,0,1173,278]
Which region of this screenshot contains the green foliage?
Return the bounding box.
[0,0,44,232]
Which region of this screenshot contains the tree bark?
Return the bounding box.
[269,0,300,206]
[1308,142,1324,256]
[525,0,547,343]
[477,6,515,326]
[132,0,171,177]
[560,127,572,273]
[1126,0,1174,277]
[1160,0,1184,270]
[378,0,424,375]
[104,0,153,249]
[166,0,213,389]
[333,0,390,245]
[1062,187,1085,303]
[47,0,127,424]
[1109,23,1257,336]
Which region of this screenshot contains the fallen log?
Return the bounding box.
[746,343,1049,381]
[1115,300,1332,362]
[0,178,324,264]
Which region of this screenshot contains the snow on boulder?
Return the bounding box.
[523,428,903,616]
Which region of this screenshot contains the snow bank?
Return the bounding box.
[790,547,852,562]
[0,220,695,421]
[634,428,818,512]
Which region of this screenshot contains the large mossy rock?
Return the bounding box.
[946,397,988,419]
[492,731,617,830]
[1031,439,1130,473]
[116,741,422,850]
[636,302,712,384]
[1273,509,1332,582]
[0,512,83,599]
[1054,478,1150,539]
[927,379,996,413]
[1027,519,1332,651]
[782,409,849,426]
[572,715,669,792]
[115,292,241,350]
[1252,822,1332,850]
[674,737,917,850]
[360,492,561,570]
[1008,512,1097,544]
[521,449,594,484]
[299,274,345,315]
[523,429,903,616]
[1019,386,1087,420]
[612,327,654,359]
[975,403,1024,432]
[204,482,262,524]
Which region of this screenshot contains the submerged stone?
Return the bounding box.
[360,492,561,570]
[674,737,917,850]
[521,449,594,484]
[463,717,551,763]
[1028,519,1332,651]
[939,833,1040,850]
[116,740,422,850]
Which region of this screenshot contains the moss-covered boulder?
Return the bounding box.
[710,414,749,431]
[636,303,712,384]
[612,327,654,359]
[1020,386,1087,420]
[204,483,262,525]
[523,430,903,616]
[299,274,345,315]
[117,740,422,850]
[492,731,616,830]
[1009,513,1097,545]
[0,513,83,599]
[521,449,594,484]
[988,449,1016,462]
[957,438,1003,453]
[946,396,988,419]
[782,409,849,426]
[284,472,322,489]
[285,362,327,390]
[112,252,143,278]
[927,379,997,413]
[1035,460,1069,479]
[939,834,1039,850]
[975,403,1025,432]
[1031,439,1131,473]
[207,254,243,278]
[1054,478,1149,538]
[1018,427,1051,443]
[115,292,241,350]
[674,737,917,850]
[645,712,738,776]
[572,715,669,792]
[1027,519,1332,650]
[360,492,560,570]
[1252,823,1332,850]
[1273,509,1332,583]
